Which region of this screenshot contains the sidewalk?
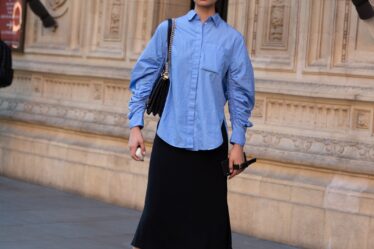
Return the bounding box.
[0,176,300,249]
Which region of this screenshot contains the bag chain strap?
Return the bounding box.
[162,18,175,80]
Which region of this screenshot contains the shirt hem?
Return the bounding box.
[156,129,223,151]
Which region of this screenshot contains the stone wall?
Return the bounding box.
[1,0,374,248]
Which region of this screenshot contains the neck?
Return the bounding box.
[194,5,216,23]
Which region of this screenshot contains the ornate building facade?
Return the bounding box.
[1,0,374,248]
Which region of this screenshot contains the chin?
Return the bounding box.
[195,0,216,7]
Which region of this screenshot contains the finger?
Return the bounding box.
[130,145,140,161]
[229,157,234,174]
[140,141,146,156]
[228,169,238,179]
[132,153,140,161]
[130,145,136,158]
[131,154,140,161]
[230,167,246,179]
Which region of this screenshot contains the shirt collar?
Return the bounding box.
[187,9,221,26]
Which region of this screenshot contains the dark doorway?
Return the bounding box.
[190,0,229,21]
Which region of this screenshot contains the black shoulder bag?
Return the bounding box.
[146,18,175,117]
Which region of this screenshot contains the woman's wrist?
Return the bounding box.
[232,143,243,149]
[130,125,142,131]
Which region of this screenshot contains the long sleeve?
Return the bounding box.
[227,34,255,146]
[128,20,168,129]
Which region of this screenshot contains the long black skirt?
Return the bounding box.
[131,121,232,249]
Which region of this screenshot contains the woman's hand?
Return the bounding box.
[128,126,146,161]
[228,144,245,179]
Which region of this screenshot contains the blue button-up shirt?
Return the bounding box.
[128,9,255,151]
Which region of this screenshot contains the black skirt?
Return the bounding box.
[131,122,232,249]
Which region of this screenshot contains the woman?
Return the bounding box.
[128,0,255,248]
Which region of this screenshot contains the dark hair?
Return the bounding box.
[215,0,227,20]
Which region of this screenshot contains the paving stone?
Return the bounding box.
[0,176,300,249]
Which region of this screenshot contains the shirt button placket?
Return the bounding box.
[187,22,204,148]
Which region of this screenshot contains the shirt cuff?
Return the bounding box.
[128,111,145,130]
[230,120,253,146]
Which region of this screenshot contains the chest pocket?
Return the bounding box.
[200,43,225,74]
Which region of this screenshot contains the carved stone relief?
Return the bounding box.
[104,83,129,106]
[44,78,91,102]
[266,98,351,131]
[46,0,69,18]
[252,98,264,118]
[1,71,128,111]
[25,0,83,54]
[0,97,127,127]
[86,0,127,59]
[352,108,372,131]
[106,0,122,40]
[234,0,299,72]
[263,0,288,47]
[92,83,102,101]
